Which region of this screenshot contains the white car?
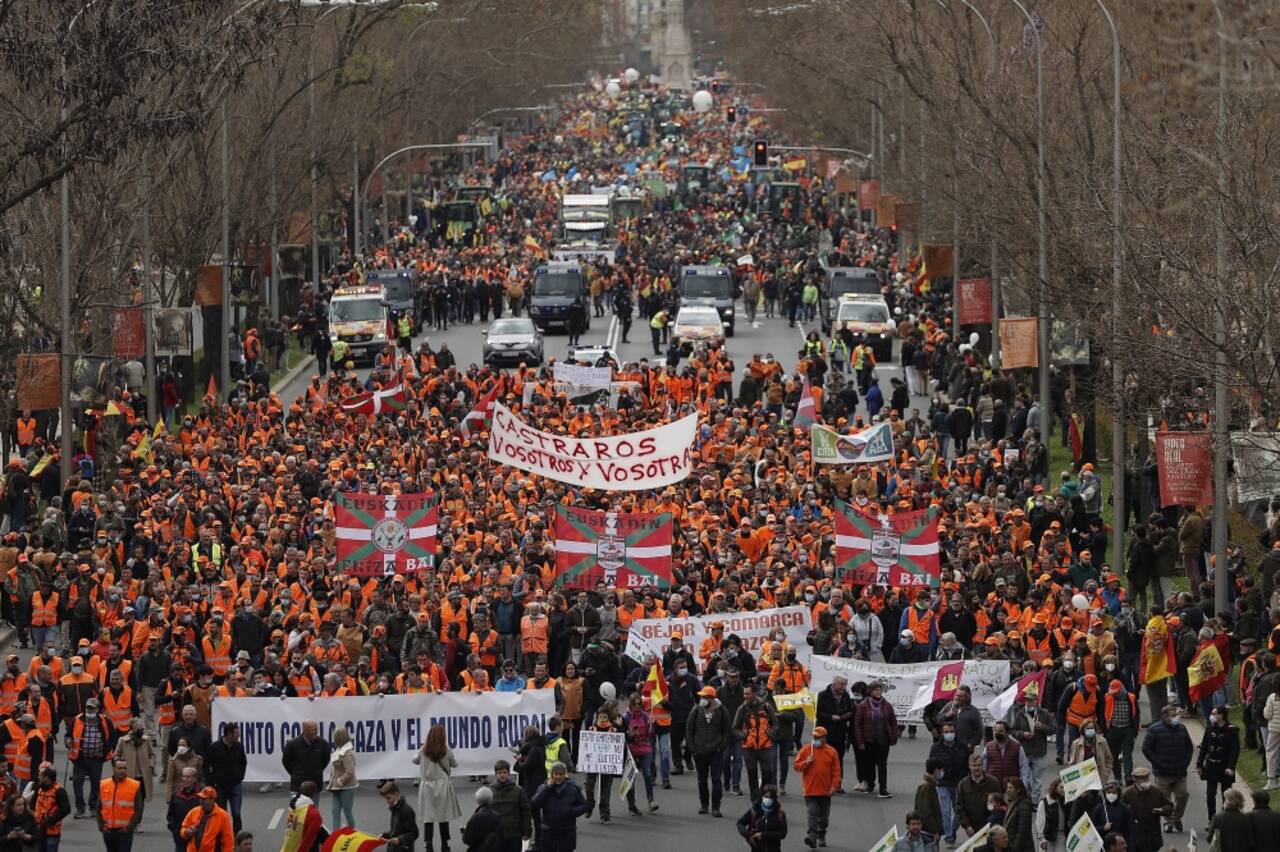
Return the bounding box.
[672,305,726,351]
[565,345,620,368]
[483,317,544,367]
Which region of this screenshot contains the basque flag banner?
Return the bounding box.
[554,506,673,590]
[834,500,941,588]
[335,491,438,576]
[339,384,407,416]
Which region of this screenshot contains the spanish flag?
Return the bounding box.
[104,400,124,417]
[1188,640,1226,703]
[321,827,386,852]
[523,234,544,255]
[280,804,327,852]
[133,431,152,465]
[640,660,667,711]
[1138,614,1176,684]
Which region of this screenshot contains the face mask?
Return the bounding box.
[804,593,815,602]
[700,698,711,708]
[72,665,83,674]
[1138,781,1151,791]
[1105,664,1115,672]
[177,745,189,755]
[943,732,956,743]
[1062,660,1075,670]
[845,634,855,644]
[761,797,774,809]
[813,738,824,747]
[1170,715,1182,726]
[900,638,911,647]
[676,667,688,677]
[1025,703,1039,714]
[987,803,998,813]
[1105,793,1118,803]
[1083,727,1096,738]
[86,710,98,719]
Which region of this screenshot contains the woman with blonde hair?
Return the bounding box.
[328,726,357,828]
[415,724,461,852]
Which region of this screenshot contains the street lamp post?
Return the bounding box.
[1008,0,1051,457]
[1212,2,1230,615]
[220,103,232,399]
[1094,0,1125,578]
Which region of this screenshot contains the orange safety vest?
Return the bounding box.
[519,617,549,655]
[1066,687,1098,727]
[1102,691,1136,726]
[907,608,935,645]
[1,719,20,766]
[0,673,26,717]
[30,592,58,627]
[99,776,140,830]
[15,418,36,445]
[202,635,232,677]
[68,714,112,761]
[289,669,316,697]
[35,783,64,836]
[102,686,133,733]
[740,705,773,750]
[156,681,179,727]
[1024,634,1052,666]
[15,729,44,781]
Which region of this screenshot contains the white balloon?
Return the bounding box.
[625,67,640,84]
[605,80,621,99]
[553,134,564,145]
[969,332,980,345]
[599,682,616,700]
[692,89,714,113]
[1072,594,1089,610]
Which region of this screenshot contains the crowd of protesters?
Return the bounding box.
[0,78,1274,852]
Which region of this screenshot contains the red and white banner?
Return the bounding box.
[340,384,408,416]
[113,309,146,359]
[458,385,499,440]
[623,605,814,665]
[554,506,673,590]
[487,402,697,491]
[956,278,993,326]
[335,492,438,576]
[1155,431,1213,507]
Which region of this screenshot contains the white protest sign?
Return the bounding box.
[955,824,990,852]
[487,402,697,491]
[1061,757,1102,802]
[553,362,613,389]
[212,691,554,782]
[577,730,626,775]
[1065,812,1104,852]
[868,824,898,852]
[810,657,1010,724]
[623,605,814,666]
[618,751,638,797]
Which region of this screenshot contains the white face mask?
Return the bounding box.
[1138,781,1151,791]
[1105,664,1115,672]
[700,698,710,708]
[1105,793,1118,803]
[1062,660,1075,670]
[177,745,190,755]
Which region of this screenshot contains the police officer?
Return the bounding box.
[650,308,669,355]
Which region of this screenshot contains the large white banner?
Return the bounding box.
[809,656,1010,724]
[623,605,814,668]
[487,402,697,491]
[212,691,555,782]
[553,362,613,388]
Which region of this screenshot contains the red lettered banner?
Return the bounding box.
[858,179,881,211]
[1155,431,1213,507]
[335,492,438,576]
[956,278,993,325]
[554,506,673,590]
[113,309,146,359]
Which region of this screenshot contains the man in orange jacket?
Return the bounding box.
[180,786,235,852]
[793,725,841,848]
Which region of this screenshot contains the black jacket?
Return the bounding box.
[281,734,331,791]
[167,721,212,761]
[383,797,419,851]
[513,736,547,798]
[462,805,504,852]
[204,738,248,790]
[736,803,788,852]
[1197,723,1241,781]
[815,687,854,746]
[166,788,201,844]
[1140,720,1194,778]
[531,779,589,833]
[1210,808,1253,852]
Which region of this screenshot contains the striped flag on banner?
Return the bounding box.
[834,500,940,587]
[335,492,438,576]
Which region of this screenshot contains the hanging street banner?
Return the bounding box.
[112,308,146,359]
[834,502,941,588]
[212,691,554,782]
[554,506,674,590]
[811,421,894,464]
[998,317,1039,369]
[623,605,814,665]
[1155,431,1213,507]
[487,402,697,491]
[811,657,1010,724]
[956,278,993,326]
[335,492,438,576]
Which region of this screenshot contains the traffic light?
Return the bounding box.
[753,139,769,167]
[726,106,737,124]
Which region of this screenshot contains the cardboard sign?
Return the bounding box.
[998,317,1039,369]
[577,730,626,776]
